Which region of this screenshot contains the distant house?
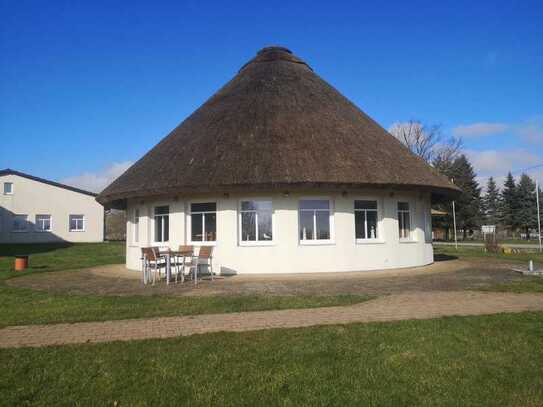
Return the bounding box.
[0,169,104,243]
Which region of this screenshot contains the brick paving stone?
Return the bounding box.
[1,291,543,349]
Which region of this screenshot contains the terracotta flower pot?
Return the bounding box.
[14,255,29,271]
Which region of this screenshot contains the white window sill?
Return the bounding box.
[356,239,385,245]
[399,239,418,244]
[239,241,275,247]
[189,241,217,247]
[70,230,85,232]
[299,240,335,246]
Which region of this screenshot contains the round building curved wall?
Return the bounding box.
[124,190,434,274]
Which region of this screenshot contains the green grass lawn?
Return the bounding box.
[0,243,370,327]
[0,242,126,277]
[434,244,543,264]
[1,312,542,406]
[0,285,369,328]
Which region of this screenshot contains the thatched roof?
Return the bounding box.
[97,46,459,206]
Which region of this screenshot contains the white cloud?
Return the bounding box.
[466,149,543,188]
[452,122,509,137]
[452,117,543,144]
[61,161,133,193]
[517,123,543,145]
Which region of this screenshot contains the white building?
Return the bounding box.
[0,169,104,243]
[98,46,459,274]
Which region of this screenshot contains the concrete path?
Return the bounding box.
[1,291,542,349]
[435,241,542,249]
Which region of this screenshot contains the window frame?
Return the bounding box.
[35,214,52,232]
[238,198,275,246]
[298,197,335,245]
[3,182,13,195]
[153,205,169,243]
[188,201,217,246]
[354,198,384,244]
[12,214,28,233]
[397,200,414,242]
[69,214,85,232]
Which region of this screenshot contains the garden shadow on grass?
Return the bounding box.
[0,243,73,257]
[434,253,458,262]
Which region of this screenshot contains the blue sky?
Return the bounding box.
[1,0,542,191]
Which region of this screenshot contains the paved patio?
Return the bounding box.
[2,290,542,348]
[6,257,530,297]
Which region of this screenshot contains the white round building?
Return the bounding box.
[97,46,459,274]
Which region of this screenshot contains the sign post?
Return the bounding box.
[452,200,458,250]
[537,180,542,253]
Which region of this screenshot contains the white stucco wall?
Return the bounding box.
[125,189,433,274]
[0,174,104,243]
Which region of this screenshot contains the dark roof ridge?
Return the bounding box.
[0,168,98,197]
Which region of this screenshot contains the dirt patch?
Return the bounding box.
[6,258,528,297]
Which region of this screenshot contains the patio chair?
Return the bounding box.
[172,245,193,284]
[143,247,167,285]
[197,246,215,282]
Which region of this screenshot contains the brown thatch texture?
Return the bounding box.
[97,47,459,205]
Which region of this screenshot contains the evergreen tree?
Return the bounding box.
[500,172,518,231]
[482,177,500,225]
[449,155,482,239]
[516,173,538,239]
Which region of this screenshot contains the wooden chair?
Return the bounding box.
[197,246,214,282]
[142,247,167,285]
[172,245,194,284]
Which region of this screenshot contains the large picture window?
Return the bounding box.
[69,215,85,232]
[355,200,378,240]
[398,202,411,240]
[240,200,273,243]
[299,199,332,242]
[36,215,52,232]
[191,202,216,242]
[154,206,169,242]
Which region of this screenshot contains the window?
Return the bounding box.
[398,202,411,240]
[355,200,378,240]
[299,199,332,242]
[69,215,85,232]
[35,215,52,231]
[133,209,140,243]
[154,206,169,242]
[13,215,28,232]
[190,202,216,242]
[4,182,13,195]
[240,200,273,243]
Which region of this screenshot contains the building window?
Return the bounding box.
[35,215,52,232]
[4,182,13,195]
[12,215,28,232]
[398,202,411,240]
[240,200,273,243]
[133,209,140,243]
[190,202,216,242]
[355,200,378,240]
[299,199,332,242]
[69,215,85,232]
[154,206,169,242]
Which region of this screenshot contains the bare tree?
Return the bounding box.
[389,120,462,164]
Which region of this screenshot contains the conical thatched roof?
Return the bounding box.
[98,46,459,206]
